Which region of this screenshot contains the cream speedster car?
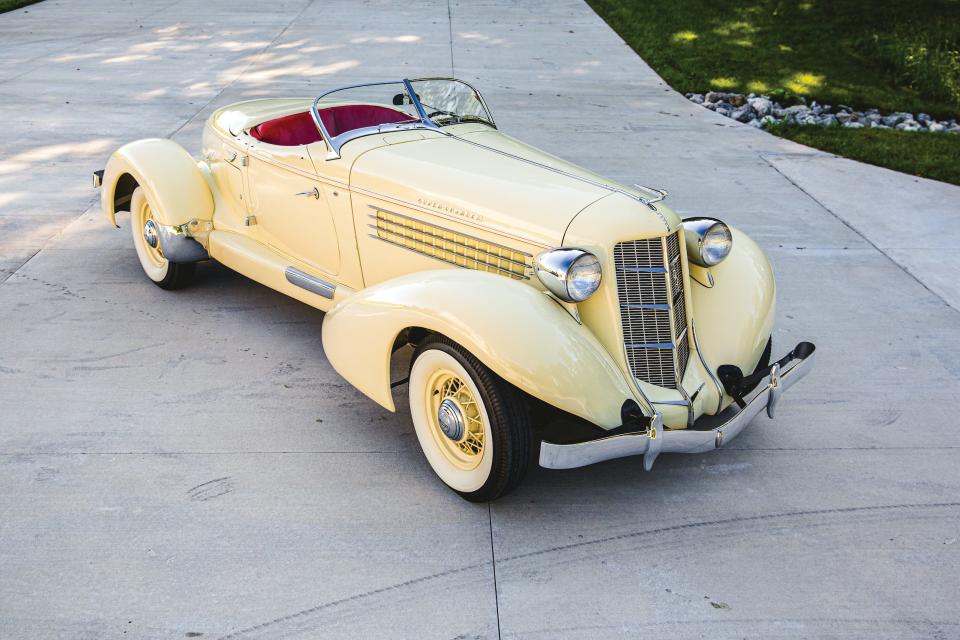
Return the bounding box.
[94,78,815,501]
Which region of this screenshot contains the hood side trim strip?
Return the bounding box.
[440,130,672,231]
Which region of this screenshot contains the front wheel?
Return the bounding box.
[129,187,195,290]
[408,337,531,502]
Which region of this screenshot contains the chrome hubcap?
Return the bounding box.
[143,219,159,249]
[437,398,465,441]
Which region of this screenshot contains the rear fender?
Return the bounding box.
[101,138,214,228]
[321,270,637,429]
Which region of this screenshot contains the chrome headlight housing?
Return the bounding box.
[681,217,733,266]
[534,248,602,302]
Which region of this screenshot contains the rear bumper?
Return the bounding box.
[539,341,816,470]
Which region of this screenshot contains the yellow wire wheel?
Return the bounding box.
[409,337,531,501]
[425,369,486,470]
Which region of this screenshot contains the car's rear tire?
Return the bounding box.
[129,187,195,290]
[408,336,531,502]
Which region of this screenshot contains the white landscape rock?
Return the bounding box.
[748,96,772,117]
[685,92,958,134]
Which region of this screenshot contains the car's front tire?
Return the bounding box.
[129,187,195,290]
[408,336,531,502]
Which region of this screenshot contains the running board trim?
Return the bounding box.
[285,267,335,299]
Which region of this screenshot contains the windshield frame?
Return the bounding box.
[310,77,496,160]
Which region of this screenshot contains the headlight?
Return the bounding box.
[681,217,733,266]
[534,249,602,302]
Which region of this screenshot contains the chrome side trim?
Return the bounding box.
[677,378,695,428]
[539,342,815,470]
[285,267,335,299]
[691,321,725,414]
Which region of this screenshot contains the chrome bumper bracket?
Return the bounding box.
[538,341,816,470]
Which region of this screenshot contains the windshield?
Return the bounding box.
[314,78,494,130]
[311,78,495,158]
[407,78,494,127]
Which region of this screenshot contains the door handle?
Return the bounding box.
[296,187,320,199]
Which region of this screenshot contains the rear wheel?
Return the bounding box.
[129,187,195,290]
[408,336,531,502]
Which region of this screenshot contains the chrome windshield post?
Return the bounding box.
[311,79,429,160]
[310,95,340,160]
[403,78,440,129]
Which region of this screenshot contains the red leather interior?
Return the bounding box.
[249,111,319,146]
[249,106,415,146]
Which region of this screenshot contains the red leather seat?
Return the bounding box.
[249,111,319,146]
[249,106,414,146]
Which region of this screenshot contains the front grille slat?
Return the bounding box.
[615,231,690,389]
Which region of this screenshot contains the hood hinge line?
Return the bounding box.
[439,130,672,230]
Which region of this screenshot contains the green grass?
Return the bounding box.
[0,0,41,13]
[587,0,960,183]
[772,123,960,185]
[588,0,960,116]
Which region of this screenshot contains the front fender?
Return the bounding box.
[690,227,776,402]
[101,138,213,228]
[321,270,637,429]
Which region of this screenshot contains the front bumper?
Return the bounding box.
[539,341,816,470]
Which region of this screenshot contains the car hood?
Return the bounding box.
[348,128,624,247]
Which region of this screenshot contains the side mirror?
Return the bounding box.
[392,92,420,106]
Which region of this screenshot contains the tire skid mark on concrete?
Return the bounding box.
[218,501,960,639]
[187,476,234,502]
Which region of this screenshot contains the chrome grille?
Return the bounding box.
[614,231,690,389]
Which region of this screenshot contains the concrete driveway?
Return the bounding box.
[2,1,959,638]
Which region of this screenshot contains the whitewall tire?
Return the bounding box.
[129,187,195,290]
[409,337,531,502]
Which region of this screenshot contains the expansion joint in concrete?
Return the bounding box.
[761,153,959,315]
